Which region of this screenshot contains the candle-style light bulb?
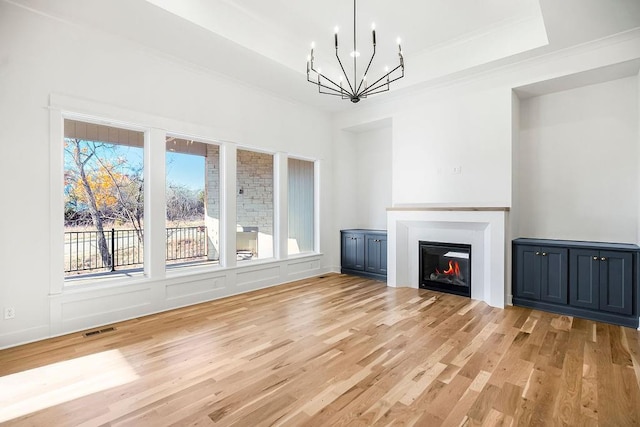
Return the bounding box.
[396,37,402,52]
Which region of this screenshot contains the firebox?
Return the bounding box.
[419,241,471,297]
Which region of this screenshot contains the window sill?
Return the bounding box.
[62,269,148,294]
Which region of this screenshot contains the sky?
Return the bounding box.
[166,151,205,191]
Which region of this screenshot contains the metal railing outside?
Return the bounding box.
[64,226,207,274]
[166,226,207,262]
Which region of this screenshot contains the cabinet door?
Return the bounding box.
[379,236,387,274]
[599,251,633,315]
[540,247,568,304]
[365,234,387,274]
[515,245,541,300]
[569,249,599,310]
[342,233,364,270]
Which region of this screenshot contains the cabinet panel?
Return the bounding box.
[599,251,633,315]
[515,245,540,300]
[569,249,599,310]
[365,235,381,273]
[540,247,568,304]
[341,233,364,271]
[365,234,387,275]
[379,237,387,274]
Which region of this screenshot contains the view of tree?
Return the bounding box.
[166,184,205,224]
[64,138,205,270]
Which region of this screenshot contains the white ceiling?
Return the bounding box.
[7,0,640,112]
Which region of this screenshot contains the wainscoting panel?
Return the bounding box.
[287,258,321,276]
[16,255,329,350]
[165,275,226,301]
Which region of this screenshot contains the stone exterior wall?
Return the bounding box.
[205,147,273,259]
[205,144,220,260]
[236,149,273,237]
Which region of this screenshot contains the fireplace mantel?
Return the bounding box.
[387,207,508,308]
[387,205,510,212]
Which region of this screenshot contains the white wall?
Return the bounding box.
[0,3,334,348]
[355,127,392,230]
[332,130,359,232]
[516,77,639,242]
[392,88,513,206]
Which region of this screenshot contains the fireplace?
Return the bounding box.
[419,241,471,297]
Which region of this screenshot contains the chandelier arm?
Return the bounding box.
[318,83,349,96]
[310,67,352,96]
[361,87,390,96]
[334,51,355,94]
[361,75,403,97]
[360,64,404,96]
[309,72,352,97]
[355,45,376,95]
[319,88,350,97]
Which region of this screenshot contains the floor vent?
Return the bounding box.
[318,276,327,279]
[83,326,116,337]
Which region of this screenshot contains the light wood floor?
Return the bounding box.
[2,274,640,426]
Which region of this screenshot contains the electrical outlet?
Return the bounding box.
[452,165,462,174]
[4,307,15,319]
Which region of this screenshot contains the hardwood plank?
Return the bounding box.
[0,274,639,426]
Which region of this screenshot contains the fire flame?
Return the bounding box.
[436,260,461,277]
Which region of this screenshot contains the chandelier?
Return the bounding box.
[306,0,404,103]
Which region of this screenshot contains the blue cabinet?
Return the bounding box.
[513,238,639,328]
[365,234,387,276]
[341,229,387,281]
[341,232,365,271]
[570,249,633,315]
[515,245,567,304]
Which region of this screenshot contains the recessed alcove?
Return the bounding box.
[512,60,640,244]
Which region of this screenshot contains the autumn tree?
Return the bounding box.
[64,139,145,267]
[65,139,112,267]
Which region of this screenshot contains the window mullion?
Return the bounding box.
[274,153,288,260]
[145,128,166,279]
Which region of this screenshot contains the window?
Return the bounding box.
[165,137,220,268]
[64,119,144,277]
[288,158,315,254]
[236,149,274,260]
[60,112,319,286]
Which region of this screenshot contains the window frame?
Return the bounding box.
[164,133,223,272]
[235,146,277,263]
[286,156,319,256]
[49,96,321,297]
[52,111,151,293]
